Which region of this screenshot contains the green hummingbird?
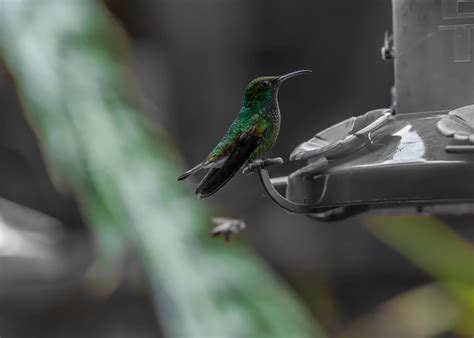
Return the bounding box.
[177,70,311,199]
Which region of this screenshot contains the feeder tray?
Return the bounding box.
[255,108,474,221]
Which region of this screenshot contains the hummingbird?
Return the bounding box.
[177,70,311,199]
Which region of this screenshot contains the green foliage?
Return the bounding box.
[366,216,474,284]
[366,216,474,336]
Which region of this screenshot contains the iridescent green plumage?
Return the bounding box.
[178,70,311,198]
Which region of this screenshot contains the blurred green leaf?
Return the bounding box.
[365,216,474,336]
[337,283,461,338]
[365,216,474,284]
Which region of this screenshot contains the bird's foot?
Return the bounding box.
[242,157,284,175]
[211,217,246,242]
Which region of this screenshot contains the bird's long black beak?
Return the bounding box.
[278,69,312,83]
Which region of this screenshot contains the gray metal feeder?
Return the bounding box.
[254,0,474,221]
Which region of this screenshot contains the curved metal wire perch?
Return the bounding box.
[254,159,368,221]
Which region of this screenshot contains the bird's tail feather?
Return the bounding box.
[195,134,260,199]
[177,162,204,181]
[195,165,239,199]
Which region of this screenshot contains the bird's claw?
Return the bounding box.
[211,217,246,242]
[242,157,284,175]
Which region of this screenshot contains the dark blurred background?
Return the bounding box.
[2,0,460,337]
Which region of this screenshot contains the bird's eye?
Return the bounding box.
[262,81,271,87]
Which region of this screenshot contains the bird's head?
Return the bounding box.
[243,70,311,108]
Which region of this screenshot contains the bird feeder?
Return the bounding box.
[255,0,474,220]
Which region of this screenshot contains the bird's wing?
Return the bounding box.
[195,114,268,199]
[206,113,266,161]
[177,114,263,181]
